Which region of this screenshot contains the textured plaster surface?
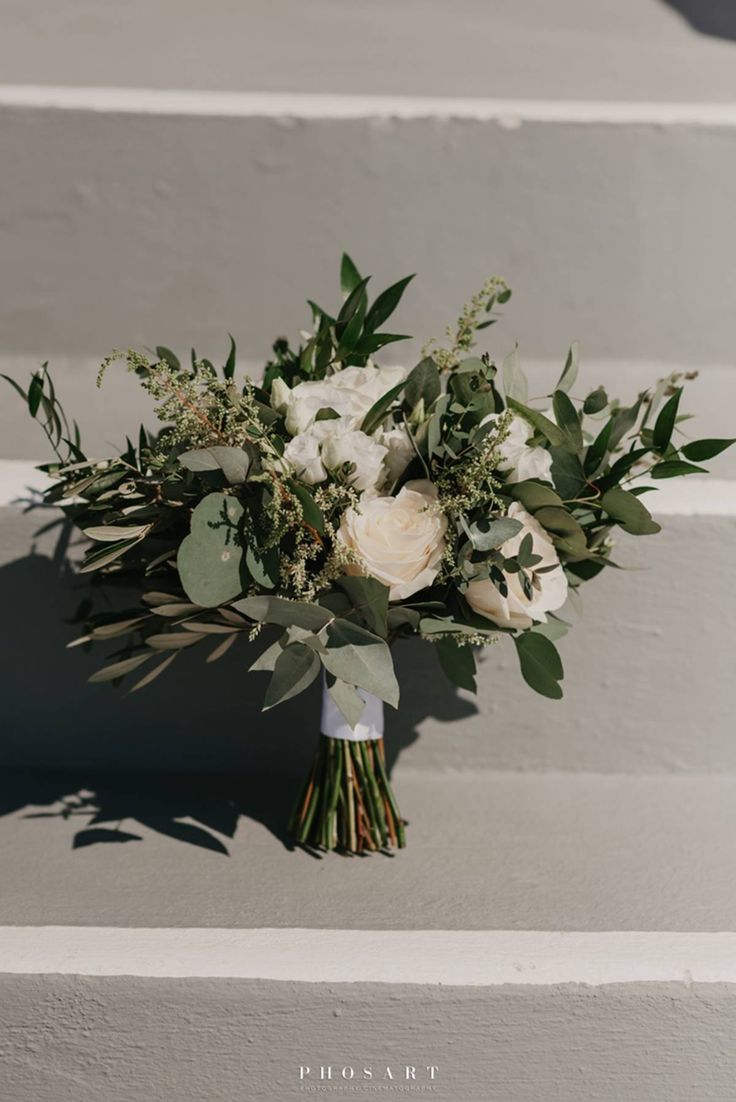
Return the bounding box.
[1,771,736,930]
[1,975,736,1102]
[2,106,736,364]
[1,0,736,101]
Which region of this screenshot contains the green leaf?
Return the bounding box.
[507,398,567,449]
[404,357,441,410]
[234,595,333,632]
[179,446,251,484]
[335,277,370,338]
[249,638,285,673]
[502,346,527,403]
[464,516,523,551]
[360,379,407,436]
[288,480,325,534]
[364,274,415,333]
[509,480,565,512]
[320,620,399,707]
[78,537,144,573]
[552,390,583,452]
[555,342,580,394]
[264,643,320,709]
[83,523,150,543]
[245,543,279,589]
[513,632,564,699]
[177,493,246,606]
[435,636,477,692]
[650,460,707,479]
[549,448,587,499]
[328,678,366,729]
[156,346,180,370]
[608,395,645,450]
[583,386,608,415]
[336,575,389,637]
[224,334,237,380]
[1,373,28,404]
[28,372,44,417]
[89,653,151,684]
[652,388,682,453]
[681,438,736,462]
[600,486,661,535]
[533,507,587,555]
[340,253,363,296]
[584,417,613,477]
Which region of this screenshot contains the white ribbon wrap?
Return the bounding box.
[320,680,384,742]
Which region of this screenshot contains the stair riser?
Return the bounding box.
[2,975,735,1102]
[2,101,736,363]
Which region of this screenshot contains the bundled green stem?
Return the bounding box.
[289,736,406,853]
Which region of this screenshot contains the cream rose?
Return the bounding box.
[465,502,568,629]
[482,412,553,484]
[338,479,447,601]
[284,419,388,491]
[378,423,415,483]
[281,364,407,436]
[321,429,388,492]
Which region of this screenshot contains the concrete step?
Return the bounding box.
[2,86,736,365]
[2,0,736,101]
[0,466,734,774]
[2,770,736,1100]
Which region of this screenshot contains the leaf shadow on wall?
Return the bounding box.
[661,0,736,40]
[0,523,476,854]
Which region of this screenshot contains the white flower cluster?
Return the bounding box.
[273,365,567,618]
[272,365,414,492]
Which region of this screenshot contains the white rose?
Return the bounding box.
[338,479,447,601]
[482,412,553,484]
[282,430,327,485]
[321,429,388,492]
[334,364,407,403]
[378,423,415,483]
[465,502,568,630]
[284,381,367,435]
[283,364,408,436]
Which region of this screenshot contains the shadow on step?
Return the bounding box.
[662,0,736,40]
[0,767,300,855]
[0,533,476,851]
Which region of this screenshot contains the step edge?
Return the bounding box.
[3,84,736,126]
[2,927,736,985]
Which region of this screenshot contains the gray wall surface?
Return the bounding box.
[2,975,736,1102]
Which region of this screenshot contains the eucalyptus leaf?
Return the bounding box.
[177,493,246,607]
[502,346,528,403]
[179,446,251,485]
[555,342,580,394]
[320,620,399,708]
[264,643,320,709]
[600,486,661,535]
[336,575,390,637]
[435,636,477,692]
[235,596,333,632]
[513,632,564,699]
[507,398,566,448]
[653,388,682,453]
[328,678,366,729]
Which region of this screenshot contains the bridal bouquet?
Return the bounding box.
[8,257,732,853]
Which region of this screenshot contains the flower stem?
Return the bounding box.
[289,735,407,854]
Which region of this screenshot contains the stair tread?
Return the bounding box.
[2,1,736,103]
[2,769,736,931]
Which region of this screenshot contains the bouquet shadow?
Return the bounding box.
[0,536,476,853]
